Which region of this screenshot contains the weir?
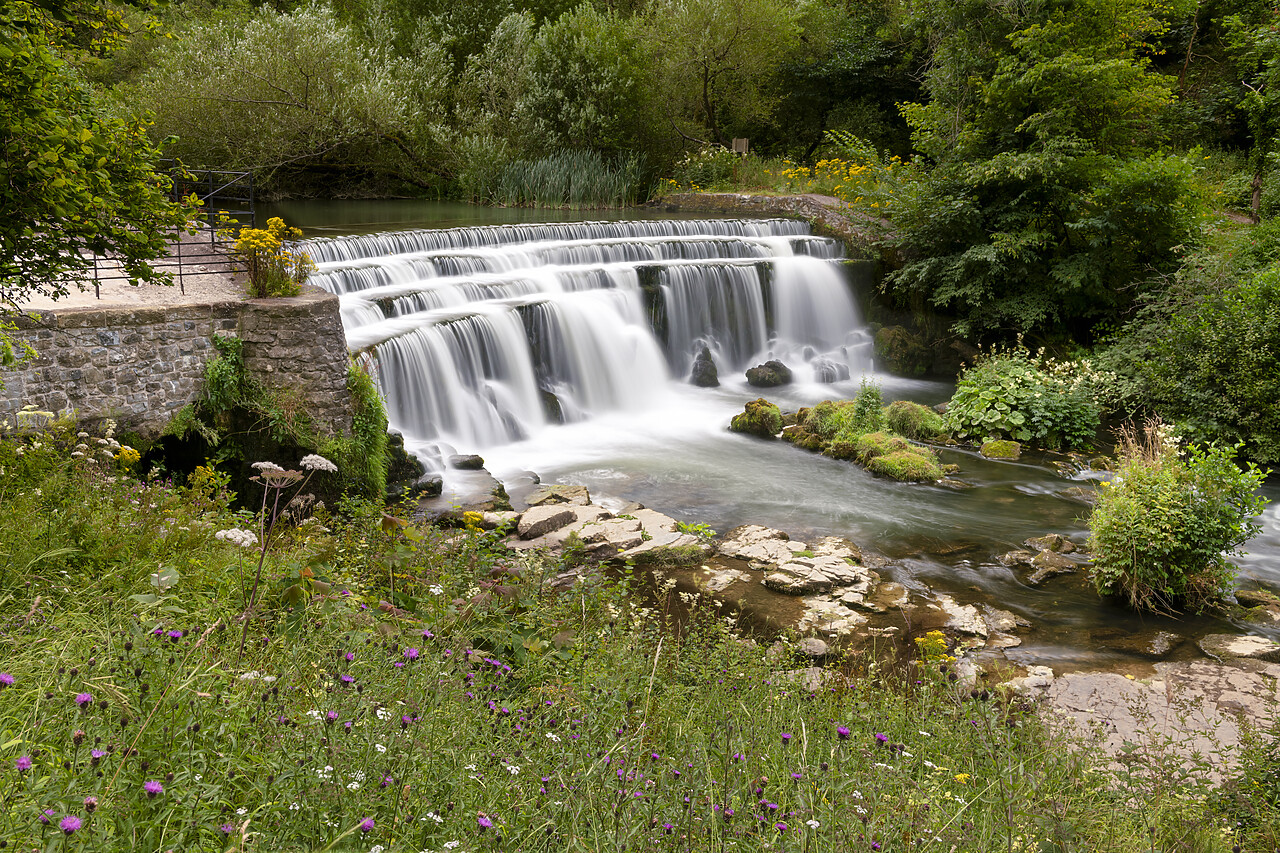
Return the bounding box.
[301,218,872,471]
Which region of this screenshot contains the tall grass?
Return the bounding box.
[0,420,1276,851]
[487,149,646,209]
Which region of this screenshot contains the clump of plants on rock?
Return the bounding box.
[1088,421,1269,613]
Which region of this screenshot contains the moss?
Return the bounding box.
[854,431,913,463]
[823,441,860,461]
[980,439,1022,460]
[885,400,947,441]
[781,426,827,452]
[729,398,783,438]
[867,450,943,482]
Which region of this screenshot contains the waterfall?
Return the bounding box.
[301,218,872,471]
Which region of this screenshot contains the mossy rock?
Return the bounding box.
[866,450,943,482]
[980,439,1022,460]
[795,406,812,427]
[730,398,783,438]
[884,400,947,441]
[853,431,913,463]
[823,441,860,461]
[781,426,827,452]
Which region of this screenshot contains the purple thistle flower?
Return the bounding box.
[83,796,97,813]
[0,672,13,687]
[340,674,354,684]
[359,817,375,833]
[775,822,788,832]
[422,628,434,639]
[404,647,419,660]
[874,732,889,744]
[325,711,338,723]
[75,692,93,708]
[144,780,163,798]
[219,823,236,834]
[871,843,882,851]
[345,652,355,662]
[60,815,82,834]
[167,630,182,642]
[837,725,851,740]
[90,748,106,760]
[15,755,31,771]
[39,809,54,824]
[781,732,792,745]
[478,814,493,830]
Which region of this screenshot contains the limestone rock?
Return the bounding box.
[729,398,783,438]
[517,505,576,540]
[1026,550,1078,585]
[698,567,751,593]
[1098,629,1184,659]
[1003,665,1055,693]
[689,345,719,387]
[479,511,519,531]
[525,484,591,506]
[1025,533,1076,553]
[1198,633,1280,663]
[998,550,1035,568]
[935,595,988,639]
[765,556,874,595]
[810,357,849,384]
[745,359,792,387]
[717,525,804,567]
[796,637,829,659]
[449,454,486,470]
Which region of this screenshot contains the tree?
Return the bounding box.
[0,0,195,310]
[646,0,801,146]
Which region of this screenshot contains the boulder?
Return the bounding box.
[479,511,519,531]
[935,595,988,639]
[577,518,645,554]
[1099,629,1184,659]
[810,357,849,384]
[717,525,804,567]
[525,484,591,506]
[1025,533,1076,554]
[796,637,830,659]
[449,454,486,470]
[1025,550,1077,586]
[980,440,1022,460]
[997,550,1035,568]
[517,505,576,540]
[689,345,719,387]
[745,359,793,387]
[729,398,783,438]
[1198,633,1280,663]
[764,556,874,595]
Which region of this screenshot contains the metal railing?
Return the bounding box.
[86,167,256,298]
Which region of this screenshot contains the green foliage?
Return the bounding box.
[851,431,942,482]
[0,0,197,307]
[485,149,646,208]
[231,216,312,298]
[671,145,743,189]
[806,379,884,443]
[1088,423,1269,612]
[884,400,946,441]
[673,520,716,540]
[946,347,1105,450]
[319,359,390,500]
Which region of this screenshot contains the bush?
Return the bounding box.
[946,347,1105,450]
[885,400,946,441]
[1088,422,1269,612]
[806,379,884,442]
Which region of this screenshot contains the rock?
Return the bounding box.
[935,595,988,639]
[385,431,426,488]
[540,389,564,424]
[689,345,719,387]
[778,667,840,692]
[449,454,486,470]
[1061,486,1098,505]
[937,478,973,490]
[980,440,1021,460]
[1198,633,1280,663]
[698,567,751,593]
[982,605,1030,634]
[717,525,804,568]
[525,484,591,506]
[861,581,906,613]
[1025,533,1076,553]
[997,550,1035,568]
[1025,550,1078,585]
[780,425,826,451]
[810,357,849,384]
[745,359,793,387]
[479,511,519,531]
[873,325,933,377]
[764,556,874,595]
[1236,588,1280,609]
[796,638,829,659]
[796,597,868,636]
[517,505,576,540]
[813,535,862,563]
[1004,665,1055,693]
[729,398,783,438]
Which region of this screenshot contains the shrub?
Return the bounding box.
[806,379,884,442]
[1088,422,1269,613]
[885,400,946,441]
[671,145,741,190]
[946,347,1106,450]
[231,217,314,298]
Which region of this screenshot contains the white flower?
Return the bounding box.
[194,774,202,782]
[375,744,387,753]
[545,733,561,742]
[376,707,391,721]
[370,846,385,853]
[464,764,477,772]
[806,819,820,829]
[306,709,322,721]
[506,765,520,775]
[347,781,360,791]
[429,584,444,596]
[427,812,444,824]
[443,842,461,850]
[300,454,338,473]
[215,528,259,549]
[252,461,285,472]
[236,808,247,816]
[289,803,300,811]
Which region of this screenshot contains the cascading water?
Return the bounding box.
[302,218,873,471]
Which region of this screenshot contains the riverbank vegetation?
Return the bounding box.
[1,420,1278,851]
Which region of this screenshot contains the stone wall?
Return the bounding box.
[0,288,352,439]
[646,192,890,260]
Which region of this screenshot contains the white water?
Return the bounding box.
[303,219,873,470]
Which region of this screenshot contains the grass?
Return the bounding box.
[487,150,646,209]
[0,419,1277,851]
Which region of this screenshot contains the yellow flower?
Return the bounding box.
[954,773,971,784]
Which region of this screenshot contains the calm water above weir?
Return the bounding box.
[283,200,1280,671]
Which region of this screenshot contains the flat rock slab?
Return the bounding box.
[765,556,873,595]
[1042,659,1280,782]
[1199,633,1280,662]
[517,505,576,539]
[525,484,591,506]
[718,525,806,567]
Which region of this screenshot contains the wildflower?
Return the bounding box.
[0,672,13,687]
[215,528,259,549]
[84,796,97,813]
[39,809,54,824]
[775,822,788,832]
[75,692,93,708]
[300,454,338,473]
[807,819,821,828]
[251,461,284,473]
[144,780,163,797]
[15,755,32,771]
[955,773,972,784]
[781,732,792,745]
[359,817,375,832]
[220,824,236,834]
[341,675,354,684]
[837,725,850,740]
[404,647,419,660]
[60,814,83,834]
[326,711,339,723]
[478,814,493,830]
[874,732,888,744]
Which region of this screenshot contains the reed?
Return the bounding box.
[489,149,646,209]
